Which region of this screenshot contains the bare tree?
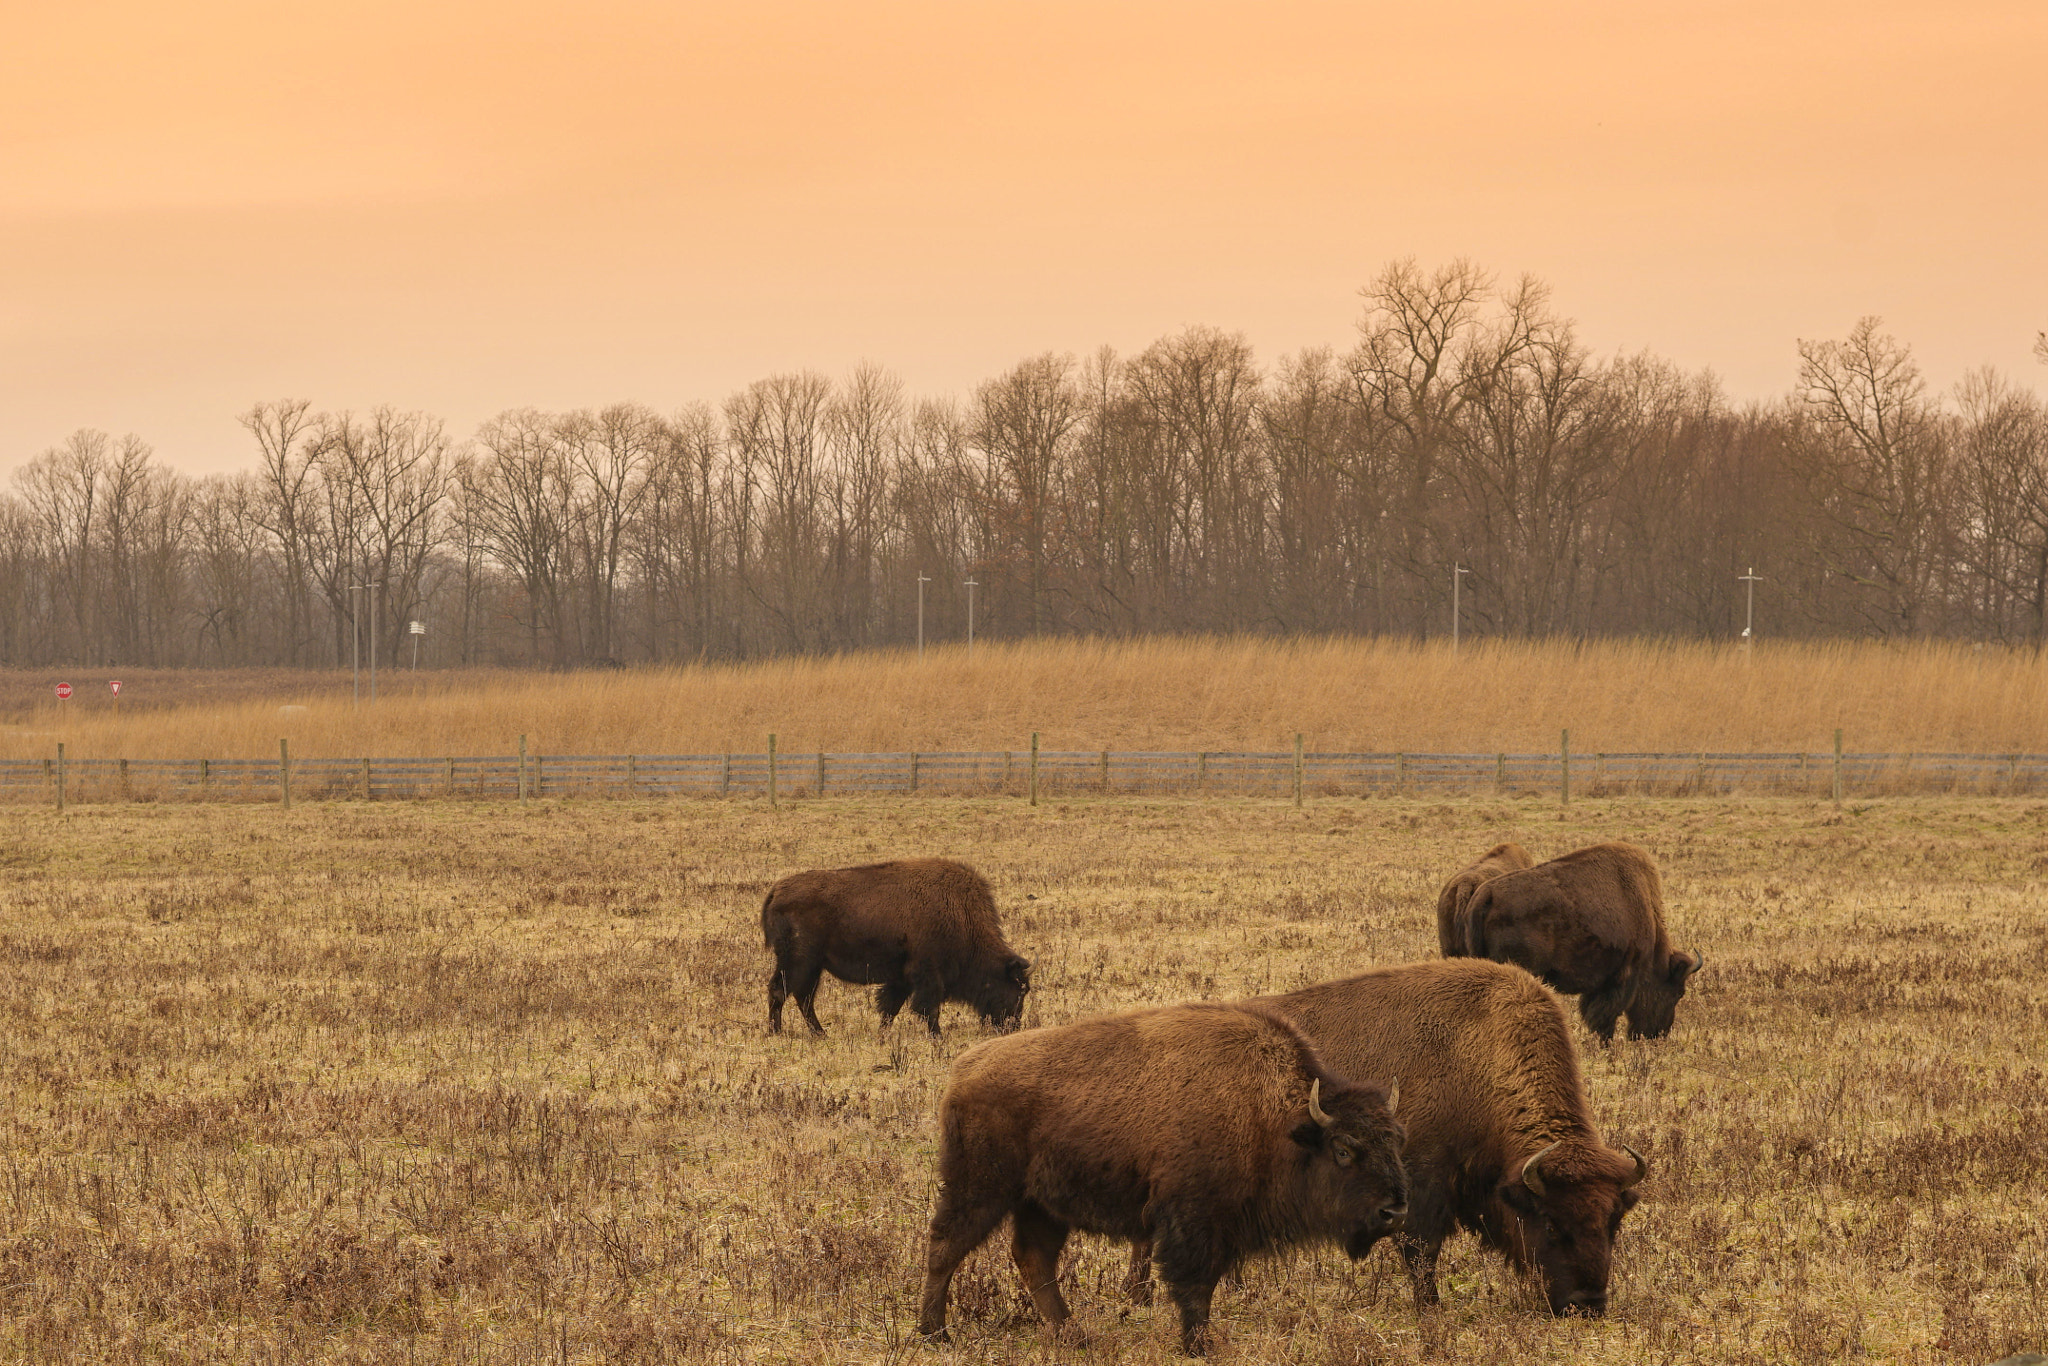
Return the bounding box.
[462,410,574,664]
[972,354,1082,635]
[1796,317,1952,634]
[242,400,321,663]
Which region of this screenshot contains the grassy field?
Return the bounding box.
[3,792,2044,1364]
[6,636,2048,763]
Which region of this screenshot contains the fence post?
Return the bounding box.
[446,757,455,795]
[519,734,528,806]
[1293,733,1304,808]
[56,743,65,814]
[1029,733,1039,807]
[816,749,826,797]
[1395,751,1406,796]
[200,757,210,795]
[910,751,919,794]
[721,753,732,797]
[1496,752,1505,793]
[626,754,637,798]
[1832,729,1843,809]
[119,757,130,801]
[362,756,372,801]
[279,738,291,810]
[768,734,778,808]
[1197,751,1208,794]
[1560,729,1571,806]
[1100,749,1109,792]
[2008,752,2019,796]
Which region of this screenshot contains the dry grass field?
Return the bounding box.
[6,636,2048,763]
[3,791,2044,1364]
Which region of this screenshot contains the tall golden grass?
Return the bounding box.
[5,635,2048,761]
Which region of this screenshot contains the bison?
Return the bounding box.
[1124,960,1646,1317]
[917,1002,1407,1356]
[760,858,1030,1037]
[1435,841,1536,956]
[1446,841,1702,1040]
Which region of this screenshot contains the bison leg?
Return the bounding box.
[784,953,830,1035]
[1153,1214,1232,1356]
[908,977,947,1038]
[1010,1201,1077,1337]
[915,1193,1013,1343]
[875,982,910,1028]
[1397,1234,1443,1309]
[1122,1237,1155,1305]
[766,967,789,1033]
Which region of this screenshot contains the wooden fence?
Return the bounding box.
[7,745,2048,806]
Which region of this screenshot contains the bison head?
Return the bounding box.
[1496,1139,1646,1315]
[1290,1079,1408,1257]
[972,955,1031,1031]
[1626,949,1703,1039]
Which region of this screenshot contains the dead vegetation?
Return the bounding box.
[1,795,2044,1362]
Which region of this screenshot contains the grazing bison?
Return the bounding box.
[1435,841,1536,956]
[1446,841,1702,1040]
[760,858,1030,1036]
[1125,960,1645,1317]
[917,1002,1406,1356]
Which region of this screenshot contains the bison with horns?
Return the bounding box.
[917,1002,1406,1356]
[760,858,1030,1037]
[1443,841,1703,1041]
[1124,961,1646,1317]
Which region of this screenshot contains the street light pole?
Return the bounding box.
[1739,567,1762,653]
[1453,563,1470,653]
[917,575,930,659]
[965,578,979,659]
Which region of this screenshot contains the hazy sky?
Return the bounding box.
[5,0,2044,478]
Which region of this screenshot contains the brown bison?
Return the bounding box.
[1124,960,1645,1317]
[760,858,1030,1036]
[917,1002,1407,1356]
[1446,841,1702,1040]
[1435,841,1536,956]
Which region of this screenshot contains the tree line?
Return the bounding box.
[5,261,2048,670]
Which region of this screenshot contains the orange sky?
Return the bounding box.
[5,0,2045,477]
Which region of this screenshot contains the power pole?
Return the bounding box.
[1453,564,1470,653]
[1739,567,1762,654]
[917,574,930,660]
[965,578,979,659]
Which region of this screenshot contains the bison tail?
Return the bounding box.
[1460,885,1492,959]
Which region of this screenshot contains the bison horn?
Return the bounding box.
[1621,1143,1647,1187]
[1689,949,1705,977]
[1308,1079,1335,1129]
[1385,1080,1400,1115]
[1521,1140,1562,1197]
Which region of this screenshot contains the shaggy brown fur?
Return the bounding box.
[1435,842,1537,956]
[916,1002,1406,1356]
[760,858,1029,1037]
[1447,841,1702,1040]
[1124,961,1644,1317]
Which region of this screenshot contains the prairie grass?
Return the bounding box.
[6,636,2048,763]
[2,793,2044,1363]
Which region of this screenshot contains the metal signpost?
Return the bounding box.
[1739,567,1762,652]
[409,620,424,669]
[1453,563,1470,653]
[965,578,979,659]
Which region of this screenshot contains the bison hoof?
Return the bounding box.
[1044,1321,1088,1348]
[915,1324,950,1346]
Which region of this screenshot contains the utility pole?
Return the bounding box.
[1739,567,1762,654]
[917,574,930,660]
[370,580,381,702]
[965,578,979,659]
[1453,564,1470,653]
[351,580,384,705]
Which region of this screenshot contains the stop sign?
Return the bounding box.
[55,682,71,699]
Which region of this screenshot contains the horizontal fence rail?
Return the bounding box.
[7,749,2048,805]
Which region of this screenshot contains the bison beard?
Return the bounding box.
[759,858,1030,1037]
[915,1003,1406,1356]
